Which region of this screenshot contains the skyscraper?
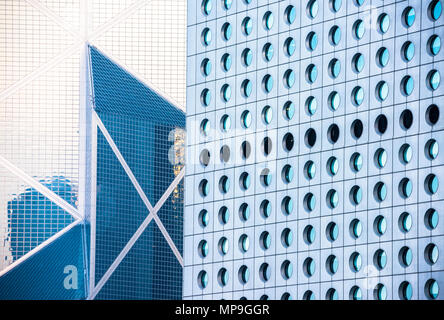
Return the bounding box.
[0,0,186,299]
[184,0,444,300]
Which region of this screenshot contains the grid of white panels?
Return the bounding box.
[184,0,444,300]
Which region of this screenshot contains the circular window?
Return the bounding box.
[306,31,318,51]
[263,43,274,62]
[283,133,294,152]
[262,105,273,125]
[282,164,294,184]
[330,0,342,12]
[305,160,316,180]
[426,139,439,160]
[305,128,317,148]
[399,144,413,165]
[303,290,315,300]
[350,286,362,300]
[241,141,251,160]
[326,222,339,242]
[260,231,271,250]
[281,228,293,248]
[241,79,252,97]
[306,96,318,116]
[303,225,316,245]
[425,208,439,230]
[352,86,364,106]
[221,53,232,72]
[400,109,413,131]
[350,252,362,272]
[355,0,365,6]
[218,206,230,224]
[375,148,388,168]
[399,282,413,300]
[351,152,363,172]
[199,209,209,228]
[307,0,319,19]
[426,104,440,126]
[376,81,389,101]
[260,199,272,218]
[218,237,229,255]
[242,16,253,36]
[200,118,210,136]
[425,243,439,265]
[222,0,232,10]
[352,53,365,73]
[429,0,443,21]
[350,219,363,239]
[304,193,316,212]
[351,119,364,140]
[263,11,274,30]
[239,203,250,222]
[260,168,272,187]
[378,13,390,34]
[201,88,211,106]
[377,47,390,68]
[303,257,316,277]
[329,25,341,46]
[201,27,212,46]
[218,268,228,287]
[281,293,292,300]
[428,35,441,56]
[283,101,295,120]
[284,69,295,89]
[260,263,271,282]
[262,137,272,156]
[306,64,318,84]
[426,279,440,299]
[239,172,251,191]
[220,145,230,163]
[353,19,365,40]
[281,196,293,216]
[199,179,209,197]
[350,185,362,205]
[427,69,441,91]
[262,74,273,93]
[238,265,249,284]
[326,288,339,301]
[221,22,232,41]
[327,189,339,209]
[281,260,293,280]
[328,91,340,111]
[241,110,252,128]
[198,270,208,289]
[201,0,212,15]
[425,174,439,195]
[242,48,253,67]
[375,114,388,135]
[284,37,296,57]
[399,246,413,267]
[327,156,339,176]
[374,215,387,235]
[219,175,230,194]
[399,178,413,199]
[403,6,415,28]
[326,255,339,275]
[374,283,387,300]
[201,58,211,76]
[238,234,250,253]
[399,212,413,233]
[402,41,415,62]
[327,124,340,144]
[199,149,210,167]
[374,249,387,270]
[220,114,231,132]
[329,58,341,78]
[198,239,209,258]
[401,76,414,96]
[220,84,231,102]
[285,5,296,24]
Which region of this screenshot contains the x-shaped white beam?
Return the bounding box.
[89,111,184,299]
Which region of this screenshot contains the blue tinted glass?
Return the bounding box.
[307,32,318,51]
[306,161,316,180]
[428,280,439,299]
[353,53,365,73]
[352,153,363,172]
[201,58,211,76]
[351,219,362,238]
[307,64,318,83]
[199,271,208,288]
[402,76,414,96]
[307,0,319,19]
[223,0,232,10]
[378,47,390,67]
[327,222,339,241]
[242,48,253,66]
[263,74,273,93]
[401,178,413,198]
[400,282,413,300]
[284,101,295,120]
[239,234,250,253]
[243,17,252,35]
[400,246,413,267]
[331,0,342,12]
[379,13,390,33]
[328,255,339,274]
[427,174,439,194]
[304,257,315,277]
[306,96,317,115]
[202,0,212,15]
[263,11,274,30]
[430,35,441,55]
[404,7,415,27]
[240,203,250,221]
[330,26,341,45]
[354,19,365,39]
[304,225,316,244]
[221,84,231,102]
[199,240,209,257]
[377,81,389,101]
[375,249,387,269]
[352,186,362,205]
[329,91,340,111]
[201,88,211,106]
[282,228,293,247]
[400,212,412,232]
[285,5,296,24]
[285,37,296,56]
[403,41,415,61]
[375,215,387,235]
[222,22,232,41]
[221,53,232,72]
[242,79,252,97]
[284,69,295,88]
[376,284,387,300]
[351,252,362,272]
[199,209,209,227]
[427,209,439,229]
[263,43,274,61]
[328,190,339,208]
[330,59,341,78]
[430,0,442,21]
[353,86,364,106]
[202,28,212,46]
[429,70,441,90]
[351,286,362,300]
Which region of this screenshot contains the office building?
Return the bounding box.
[184,0,444,300]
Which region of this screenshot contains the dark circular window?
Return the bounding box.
[351,119,363,140]
[400,109,413,130]
[375,114,388,135]
[220,145,230,163]
[241,141,251,160]
[260,200,272,218]
[305,128,317,148]
[327,124,340,144]
[200,149,210,167]
[426,104,440,126]
[283,132,294,152]
[262,137,272,156]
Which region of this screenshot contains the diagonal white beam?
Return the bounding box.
[88,167,185,300]
[0,154,81,220]
[25,0,81,39]
[0,220,82,278]
[88,0,151,41]
[93,111,183,264]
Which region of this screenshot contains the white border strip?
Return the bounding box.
[0,154,81,220]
